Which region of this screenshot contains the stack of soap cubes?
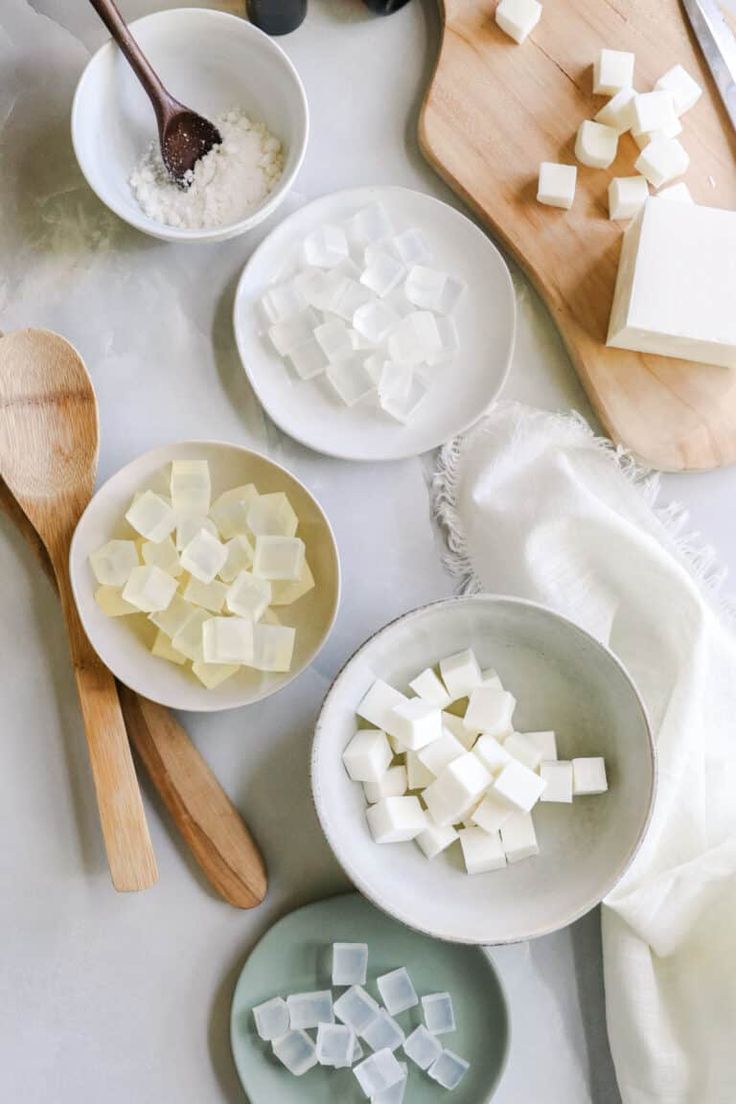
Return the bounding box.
[251,942,469,1098]
[259,203,466,424]
[342,648,608,873]
[89,460,315,689]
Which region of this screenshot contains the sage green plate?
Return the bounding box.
[230,893,509,1103]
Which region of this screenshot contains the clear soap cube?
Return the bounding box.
[226,570,271,621]
[379,371,428,424]
[333,985,380,1035]
[437,274,466,313]
[376,967,418,1015]
[388,311,442,364]
[170,460,211,517]
[252,996,289,1041]
[260,279,306,323]
[219,534,255,583]
[252,536,305,582]
[347,202,394,247]
[125,490,176,543]
[191,660,239,689]
[330,278,373,321]
[427,1049,470,1090]
[316,1022,356,1068]
[332,942,369,987]
[314,319,355,362]
[296,268,346,312]
[287,336,328,380]
[95,586,137,618]
[247,493,298,538]
[353,1048,405,1098]
[141,536,181,577]
[149,592,193,638]
[360,250,406,298]
[202,616,254,665]
[209,484,258,540]
[405,264,466,314]
[426,315,460,367]
[175,515,218,552]
[372,1067,408,1104]
[89,540,139,587]
[326,356,376,406]
[151,628,187,663]
[403,1024,443,1070]
[183,576,228,613]
[362,1010,405,1053]
[251,623,296,672]
[268,309,319,356]
[180,529,227,584]
[392,227,433,266]
[272,1030,318,1076]
[286,990,334,1030]
[353,300,400,343]
[303,224,349,268]
[171,607,211,663]
[422,992,456,1035]
[121,565,177,613]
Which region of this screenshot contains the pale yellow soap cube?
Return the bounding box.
[122,565,178,613]
[192,660,240,689]
[141,536,181,577]
[95,586,137,617]
[268,561,315,606]
[252,536,306,581]
[149,592,193,638]
[151,629,187,665]
[203,616,254,665]
[89,540,139,586]
[180,529,227,584]
[226,571,272,621]
[251,623,296,672]
[209,485,259,540]
[125,490,176,543]
[247,492,298,538]
[175,515,218,552]
[170,460,211,516]
[219,534,255,583]
[183,576,228,613]
[171,608,211,663]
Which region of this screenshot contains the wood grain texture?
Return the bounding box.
[420,0,736,470]
[0,329,158,892]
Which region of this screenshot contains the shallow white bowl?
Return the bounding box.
[71,8,308,243]
[312,595,655,944]
[233,186,515,461]
[70,441,340,713]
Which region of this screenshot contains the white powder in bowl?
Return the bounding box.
[129,108,284,230]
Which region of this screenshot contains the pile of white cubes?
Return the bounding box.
[89,460,314,688]
[259,203,466,424]
[252,942,469,1099]
[342,648,608,873]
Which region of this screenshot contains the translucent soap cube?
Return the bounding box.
[270,559,315,606]
[379,371,428,424]
[377,361,413,406]
[183,576,228,613]
[372,1066,408,1104]
[170,460,211,516]
[226,570,271,621]
[180,529,227,583]
[303,224,349,268]
[268,309,319,356]
[376,968,418,1015]
[191,660,239,689]
[141,536,181,577]
[392,227,433,266]
[260,278,306,323]
[175,515,218,552]
[125,490,176,543]
[404,265,465,313]
[219,534,255,583]
[209,484,258,540]
[347,203,394,247]
[95,586,137,617]
[362,1010,405,1053]
[353,300,400,344]
[330,278,374,321]
[287,336,328,380]
[437,275,466,313]
[426,315,460,367]
[286,990,334,1030]
[334,985,380,1035]
[403,1024,443,1070]
[171,607,211,663]
[332,942,369,987]
[353,1049,405,1098]
[326,356,376,407]
[360,250,405,298]
[122,565,177,613]
[148,592,191,638]
[247,492,298,538]
[151,629,187,664]
[272,1029,318,1076]
[315,319,354,362]
[253,536,305,582]
[202,616,254,665]
[427,1049,470,1090]
[251,623,296,672]
[252,996,289,1041]
[297,268,347,312]
[316,1022,356,1068]
[388,311,442,364]
[422,992,456,1035]
[89,540,139,586]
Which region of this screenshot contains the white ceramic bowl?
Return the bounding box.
[70,441,340,712]
[71,8,308,243]
[312,595,655,944]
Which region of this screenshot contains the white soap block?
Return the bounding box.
[270,560,315,606]
[175,515,218,552]
[364,765,408,803]
[377,967,418,1014]
[422,775,472,827]
[171,607,210,663]
[572,756,608,794]
[141,536,181,577]
[287,990,334,1030]
[655,63,702,115]
[151,629,187,665]
[89,540,139,586]
[121,565,177,613]
[253,996,290,1041]
[403,1024,443,1070]
[219,534,255,583]
[594,88,638,134]
[608,199,736,367]
[170,460,210,516]
[316,1022,356,1068]
[378,368,428,425]
[418,730,466,775]
[428,1049,470,1090]
[425,315,460,367]
[334,985,381,1034]
[633,114,682,149]
[422,992,456,1036]
[226,570,271,621]
[272,1030,318,1076]
[403,265,464,313]
[353,300,400,344]
[125,490,176,543]
[330,278,373,322]
[388,699,443,751]
[371,1067,407,1104]
[463,687,516,738]
[540,760,574,802]
[268,309,319,356]
[593,48,635,95]
[252,536,305,582]
[298,268,345,312]
[406,750,435,790]
[409,668,451,708]
[504,731,544,770]
[347,203,394,247]
[360,250,405,298]
[354,1049,405,1098]
[95,585,137,617]
[500,810,539,862]
[657,181,694,203]
[536,162,577,209]
[632,90,678,137]
[315,318,354,361]
[524,730,557,760]
[260,278,305,324]
[575,120,618,169]
[247,493,298,538]
[363,1010,406,1053]
[251,623,296,672]
[493,759,546,812]
[393,228,432,266]
[288,336,329,380]
[183,576,228,613]
[192,660,240,689]
[366,796,426,843]
[471,790,513,832]
[439,648,482,701]
[388,311,442,364]
[459,827,506,874]
[327,356,376,407]
[441,753,493,807]
[357,680,408,732]
[303,224,349,268]
[634,136,689,188]
[202,616,253,665]
[332,942,369,987]
[209,484,258,540]
[495,0,542,43]
[608,175,649,220]
[180,529,227,583]
[343,728,393,782]
[441,711,476,751]
[415,821,458,859]
[473,734,513,775]
[149,592,193,638]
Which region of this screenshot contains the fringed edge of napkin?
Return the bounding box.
[432,402,736,626]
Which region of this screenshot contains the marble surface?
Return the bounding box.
[0,2,733,1102]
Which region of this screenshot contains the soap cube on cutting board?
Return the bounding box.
[608,199,736,368]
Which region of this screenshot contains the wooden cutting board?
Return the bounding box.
[420,0,736,470]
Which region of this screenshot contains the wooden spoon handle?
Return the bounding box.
[87,0,174,126]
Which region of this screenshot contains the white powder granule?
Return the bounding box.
[129,108,284,230]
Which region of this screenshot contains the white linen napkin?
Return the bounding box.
[432,401,736,1104]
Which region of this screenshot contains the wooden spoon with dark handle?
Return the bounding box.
[88,0,221,184]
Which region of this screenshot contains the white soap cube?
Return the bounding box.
[593,48,635,95]
[378,369,428,425]
[272,1030,318,1076]
[422,776,474,827]
[121,565,177,613]
[572,756,608,794]
[426,315,460,367]
[594,88,638,134]
[536,162,577,209]
[171,607,210,663]
[655,63,702,115]
[471,790,513,832]
[183,576,228,613]
[441,711,476,751]
[334,985,380,1034]
[297,268,345,312]
[428,1049,470,1090]
[315,318,354,362]
[500,810,539,862]
[633,113,683,149]
[524,730,558,760]
[151,629,187,665]
[354,1049,405,1098]
[253,996,290,1041]
[226,570,271,621]
[347,203,394,247]
[327,356,376,407]
[192,660,240,689]
[387,311,442,364]
[251,623,296,672]
[473,734,513,775]
[287,990,334,1030]
[353,300,400,343]
[459,827,506,874]
[441,753,493,806]
[504,731,544,771]
[635,137,689,188]
[141,536,181,577]
[409,668,451,708]
[403,1024,443,1070]
[632,90,678,138]
[360,249,405,298]
[377,967,418,1014]
[288,336,329,380]
[495,0,542,43]
[260,278,306,324]
[209,484,258,540]
[371,1066,407,1104]
[343,729,393,782]
[303,223,349,268]
[268,309,319,356]
[422,992,456,1036]
[403,265,463,313]
[364,765,408,803]
[95,585,137,617]
[439,649,482,701]
[202,616,254,665]
[175,515,218,552]
[406,750,435,790]
[332,942,369,987]
[575,120,618,169]
[493,759,547,812]
[393,228,432,266]
[357,680,408,732]
[388,699,443,751]
[180,529,227,583]
[125,490,176,543]
[366,796,426,843]
[463,687,516,738]
[329,278,373,322]
[608,175,649,220]
[170,460,210,516]
[252,536,305,582]
[149,591,193,638]
[219,534,255,583]
[248,493,298,539]
[89,540,139,587]
[415,821,458,859]
[418,730,466,775]
[363,1010,406,1053]
[316,1022,356,1068]
[657,181,694,203]
[540,760,574,802]
[270,559,315,606]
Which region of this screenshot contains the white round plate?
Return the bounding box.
[233,186,516,461]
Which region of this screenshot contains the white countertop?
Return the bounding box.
[1,2,733,1102]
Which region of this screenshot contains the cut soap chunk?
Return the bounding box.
[332,942,369,987]
[575,120,618,169]
[655,63,702,115]
[376,966,418,1014]
[494,0,542,43]
[572,756,608,795]
[366,796,426,843]
[634,136,689,188]
[537,162,577,210]
[593,48,635,95]
[608,176,649,220]
[89,540,139,586]
[122,565,177,613]
[459,827,506,874]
